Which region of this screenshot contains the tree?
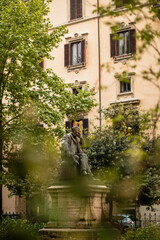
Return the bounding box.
[85,105,160,217]
[90,0,160,217]
[0,0,96,216]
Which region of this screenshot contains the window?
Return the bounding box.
[70,0,82,20]
[153,0,160,6]
[154,0,160,4]
[64,40,86,67]
[65,119,89,135]
[72,86,82,95]
[72,42,82,65]
[118,31,129,55]
[110,29,136,58]
[120,78,131,93]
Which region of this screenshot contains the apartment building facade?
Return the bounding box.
[45,0,160,218]
[46,0,160,132]
[3,0,160,218]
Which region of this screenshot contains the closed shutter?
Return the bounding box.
[64,44,70,67]
[110,34,116,57]
[77,0,82,18]
[81,40,86,63]
[70,0,82,20]
[129,29,136,54]
[70,0,76,20]
[83,119,89,135]
[65,121,71,133]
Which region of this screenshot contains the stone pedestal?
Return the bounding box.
[39,184,109,240]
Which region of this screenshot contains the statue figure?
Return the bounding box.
[60,126,93,180]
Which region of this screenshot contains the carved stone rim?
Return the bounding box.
[47,184,109,193]
[39,228,101,232]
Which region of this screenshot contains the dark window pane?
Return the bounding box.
[72,86,82,95]
[125,31,129,54]
[118,31,130,56]
[65,121,71,133]
[118,32,124,55]
[72,43,77,65]
[120,78,131,93]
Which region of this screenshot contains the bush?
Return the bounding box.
[0,218,44,240]
[122,225,160,240]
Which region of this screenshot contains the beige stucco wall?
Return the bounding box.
[47,0,160,130]
[2,186,16,213]
[3,0,159,217]
[3,186,26,216]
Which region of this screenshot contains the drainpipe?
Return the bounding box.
[97,0,101,130]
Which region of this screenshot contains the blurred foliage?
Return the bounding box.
[0,0,96,199]
[122,225,160,240]
[90,0,160,215]
[85,104,160,210]
[0,218,44,240]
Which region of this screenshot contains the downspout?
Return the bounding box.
[97,0,101,130]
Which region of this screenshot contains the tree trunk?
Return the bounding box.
[109,200,113,220]
[0,99,3,217]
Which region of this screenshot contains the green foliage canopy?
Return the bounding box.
[0,0,96,198]
[86,105,160,207]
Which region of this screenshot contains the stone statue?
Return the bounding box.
[60,126,93,180]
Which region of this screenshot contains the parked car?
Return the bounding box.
[111,214,135,232]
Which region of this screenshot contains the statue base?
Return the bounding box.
[39,183,109,240]
[39,228,106,240]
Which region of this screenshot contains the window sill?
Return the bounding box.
[111,98,140,105]
[153,3,160,7]
[67,63,86,71]
[68,17,84,23]
[114,53,133,63]
[117,91,133,97]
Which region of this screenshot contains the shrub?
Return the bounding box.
[0,218,44,240]
[122,225,160,240]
